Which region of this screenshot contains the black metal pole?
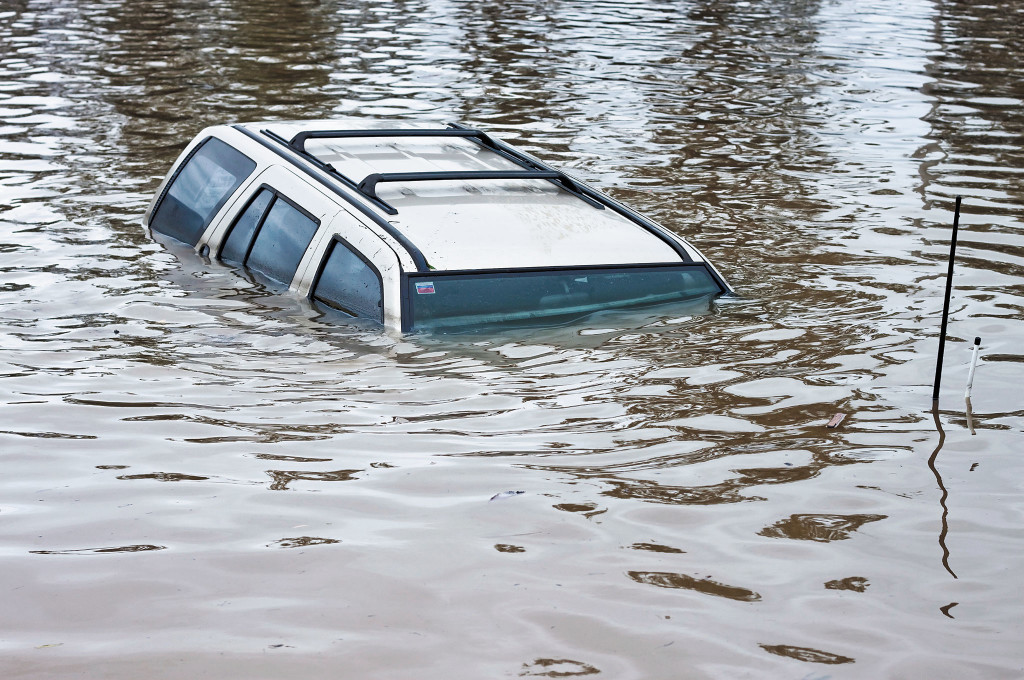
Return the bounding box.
[932,196,962,406]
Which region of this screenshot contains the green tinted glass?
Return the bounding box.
[409,266,721,330]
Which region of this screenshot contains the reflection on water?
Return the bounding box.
[627,571,762,602]
[759,644,855,665]
[825,576,869,592]
[29,544,167,555]
[270,537,341,549]
[628,542,686,555]
[266,468,361,491]
[520,658,601,678]
[758,513,888,542]
[116,471,210,482]
[1,0,1023,677]
[494,543,526,554]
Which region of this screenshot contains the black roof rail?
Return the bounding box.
[289,127,484,154]
[258,123,692,264]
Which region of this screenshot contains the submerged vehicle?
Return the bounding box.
[143,119,731,332]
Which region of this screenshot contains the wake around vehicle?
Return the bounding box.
[143,119,731,332]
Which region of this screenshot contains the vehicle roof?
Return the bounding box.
[238,119,688,271]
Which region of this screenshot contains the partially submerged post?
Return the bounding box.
[965,336,981,435]
[932,196,962,408]
[965,336,981,400]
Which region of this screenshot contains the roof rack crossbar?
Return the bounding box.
[358,170,562,203]
[289,128,484,154]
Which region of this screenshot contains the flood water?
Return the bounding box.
[2,0,1023,677]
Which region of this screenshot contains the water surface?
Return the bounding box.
[2,0,1023,677]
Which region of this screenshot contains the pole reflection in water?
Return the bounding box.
[928,406,957,579]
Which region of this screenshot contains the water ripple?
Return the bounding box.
[1,0,1022,676]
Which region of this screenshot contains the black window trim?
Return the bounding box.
[399,261,728,332]
[149,135,256,239]
[310,235,385,324]
[219,183,321,285]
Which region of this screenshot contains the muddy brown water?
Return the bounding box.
[2,0,1023,677]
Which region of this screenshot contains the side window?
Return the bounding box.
[312,239,384,323]
[221,189,274,264]
[219,188,320,287]
[150,138,256,246]
[246,199,319,285]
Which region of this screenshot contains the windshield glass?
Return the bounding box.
[407,265,723,331]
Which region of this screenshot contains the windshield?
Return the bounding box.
[406,264,723,331]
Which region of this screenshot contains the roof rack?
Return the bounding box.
[283,127,604,214]
[258,124,693,265]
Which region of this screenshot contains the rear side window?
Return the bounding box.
[220,188,320,287]
[150,137,255,246]
[312,239,384,323]
[221,189,274,264]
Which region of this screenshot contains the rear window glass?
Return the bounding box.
[219,189,319,287]
[312,240,384,322]
[408,265,722,330]
[150,137,255,246]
